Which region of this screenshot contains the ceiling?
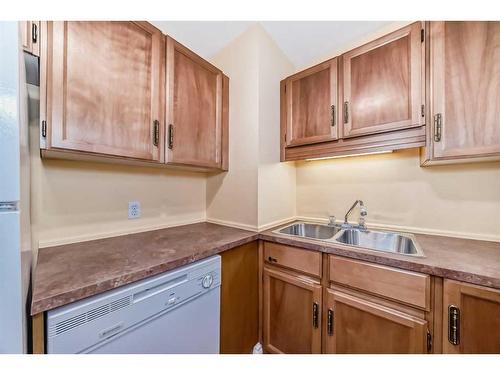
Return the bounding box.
[152,21,393,68]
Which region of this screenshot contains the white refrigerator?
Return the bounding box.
[0,21,26,354]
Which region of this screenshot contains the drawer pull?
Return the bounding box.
[267,256,278,263]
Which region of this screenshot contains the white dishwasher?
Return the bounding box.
[46,255,221,354]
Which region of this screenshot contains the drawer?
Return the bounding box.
[328,255,430,310]
[264,242,322,278]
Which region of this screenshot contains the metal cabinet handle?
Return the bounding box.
[267,256,278,263]
[331,105,336,127]
[448,305,460,345]
[344,101,349,124]
[312,302,319,329]
[168,124,174,149]
[327,309,334,336]
[32,23,38,43]
[434,113,442,142]
[153,120,159,146]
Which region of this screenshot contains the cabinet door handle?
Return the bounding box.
[434,113,442,142]
[327,309,334,336]
[31,23,38,43]
[168,124,174,149]
[344,101,349,124]
[267,256,278,263]
[153,120,159,146]
[331,105,336,127]
[448,305,460,345]
[312,302,319,329]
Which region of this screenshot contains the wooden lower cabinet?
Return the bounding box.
[324,288,428,354]
[220,242,259,354]
[263,266,322,353]
[442,279,500,353]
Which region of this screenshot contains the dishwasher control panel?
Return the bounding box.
[46,255,221,354]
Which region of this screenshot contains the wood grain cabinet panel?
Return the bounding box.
[263,266,322,353]
[342,22,424,138]
[329,255,430,310]
[442,279,500,353]
[424,21,500,165]
[264,242,322,278]
[324,288,428,354]
[285,59,338,146]
[220,242,259,354]
[166,37,223,169]
[44,21,164,161]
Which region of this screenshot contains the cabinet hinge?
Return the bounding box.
[32,23,38,43]
[41,120,47,138]
[168,124,174,149]
[421,28,424,43]
[421,104,425,118]
[426,330,432,353]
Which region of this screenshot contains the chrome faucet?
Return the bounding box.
[344,200,367,230]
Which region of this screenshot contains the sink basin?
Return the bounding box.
[276,222,340,240]
[334,229,424,256]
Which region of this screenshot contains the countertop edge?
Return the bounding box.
[30,233,259,316]
[258,232,500,290]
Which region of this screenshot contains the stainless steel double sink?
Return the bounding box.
[274,222,424,257]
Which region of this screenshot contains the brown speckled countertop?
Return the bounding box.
[261,222,500,290]
[32,220,500,316]
[31,222,258,315]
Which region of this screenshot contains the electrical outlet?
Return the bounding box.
[128,201,141,219]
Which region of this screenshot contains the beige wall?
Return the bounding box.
[257,27,296,228]
[206,25,297,231]
[296,149,500,241]
[206,26,260,230]
[30,88,206,249]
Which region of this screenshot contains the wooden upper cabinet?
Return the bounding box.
[263,267,322,354]
[442,279,500,354]
[342,22,424,138]
[284,59,338,146]
[21,21,40,56]
[44,22,164,161]
[166,37,223,169]
[426,21,500,164]
[325,288,428,354]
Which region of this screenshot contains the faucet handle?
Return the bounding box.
[328,215,336,226]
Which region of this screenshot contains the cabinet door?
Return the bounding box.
[324,289,428,354]
[166,37,223,169]
[45,22,164,161]
[285,59,338,146]
[443,279,500,354]
[263,266,322,354]
[430,21,500,161]
[342,22,424,138]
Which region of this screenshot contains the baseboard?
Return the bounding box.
[38,218,207,248]
[206,218,258,232]
[206,216,298,232]
[257,217,297,231]
[296,215,500,243]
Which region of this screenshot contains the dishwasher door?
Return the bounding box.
[47,256,221,354]
[86,287,220,354]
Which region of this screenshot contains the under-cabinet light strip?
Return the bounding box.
[305,150,393,161]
